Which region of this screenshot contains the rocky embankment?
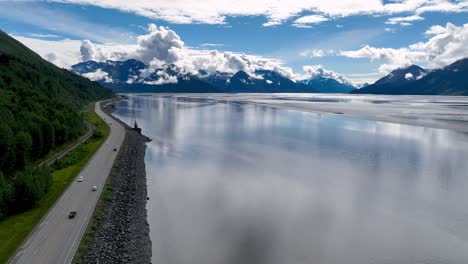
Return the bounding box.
[78,102,151,263]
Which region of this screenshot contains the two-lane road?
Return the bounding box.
[9,101,126,264]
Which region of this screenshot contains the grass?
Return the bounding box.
[0,106,110,264]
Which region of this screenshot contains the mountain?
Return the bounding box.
[72,60,221,93]
[217,70,316,93]
[354,60,468,95]
[198,70,232,90]
[73,59,319,93]
[0,30,112,217]
[72,59,147,84]
[400,58,468,95]
[300,77,356,93]
[352,64,426,94]
[0,31,112,107]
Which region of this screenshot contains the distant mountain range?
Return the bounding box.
[71,59,355,93]
[72,57,468,95]
[72,60,220,93]
[299,77,356,93]
[354,58,468,95]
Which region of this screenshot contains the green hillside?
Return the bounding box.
[0,30,112,218]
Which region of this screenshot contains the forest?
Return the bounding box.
[0,30,112,219]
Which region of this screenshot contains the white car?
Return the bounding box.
[77,176,83,182]
[92,186,97,191]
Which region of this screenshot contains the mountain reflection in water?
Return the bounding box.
[114,95,468,264]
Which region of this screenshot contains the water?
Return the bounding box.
[114,95,468,264]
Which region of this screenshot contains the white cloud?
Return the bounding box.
[82,69,113,82]
[293,15,329,28]
[76,24,298,79]
[11,34,82,68]
[6,0,468,27]
[78,40,136,63]
[386,15,424,26]
[341,23,468,73]
[405,72,414,80]
[302,65,353,85]
[341,45,421,73]
[9,23,379,86]
[135,24,185,64]
[200,43,224,47]
[300,49,336,58]
[11,24,297,79]
[27,33,60,38]
[137,63,179,85]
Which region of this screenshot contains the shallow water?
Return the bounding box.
[114,94,468,264]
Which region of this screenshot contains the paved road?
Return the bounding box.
[9,101,126,264]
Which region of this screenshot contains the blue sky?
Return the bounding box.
[1,0,467,84]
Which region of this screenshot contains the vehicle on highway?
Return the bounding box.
[77,176,83,182]
[92,185,97,191]
[113,148,117,152]
[69,211,77,219]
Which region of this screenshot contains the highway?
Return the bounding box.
[9,101,126,264]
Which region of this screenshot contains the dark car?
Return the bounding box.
[69,211,77,219]
[113,148,117,152]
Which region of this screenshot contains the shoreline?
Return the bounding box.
[77,99,152,263]
[162,93,468,133]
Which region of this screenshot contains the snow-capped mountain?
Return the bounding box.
[197,69,318,93]
[72,59,220,92]
[354,59,468,95]
[72,59,147,84]
[299,77,356,93]
[354,65,428,94]
[72,59,362,93]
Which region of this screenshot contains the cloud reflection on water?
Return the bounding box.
[114,95,468,264]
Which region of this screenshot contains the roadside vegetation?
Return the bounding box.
[0,109,110,264]
[0,28,112,263]
[0,29,112,220]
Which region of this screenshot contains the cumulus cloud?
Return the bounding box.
[77,24,297,79]
[135,24,185,64]
[302,65,352,85]
[79,39,135,62]
[12,23,359,85]
[14,0,468,27]
[341,23,468,73]
[80,40,98,62]
[82,69,113,83]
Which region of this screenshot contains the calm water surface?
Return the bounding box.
[114,95,468,264]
